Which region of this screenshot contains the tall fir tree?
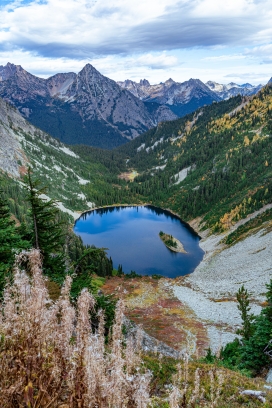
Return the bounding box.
[23,169,67,283]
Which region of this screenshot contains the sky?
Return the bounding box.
[0,0,272,85]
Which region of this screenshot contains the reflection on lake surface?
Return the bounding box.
[74,205,204,278]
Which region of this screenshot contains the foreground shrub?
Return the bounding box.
[0,250,150,407]
[0,250,270,407]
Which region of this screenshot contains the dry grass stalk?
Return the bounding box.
[169,358,226,408]
[0,249,151,407]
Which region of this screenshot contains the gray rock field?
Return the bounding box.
[168,225,272,352]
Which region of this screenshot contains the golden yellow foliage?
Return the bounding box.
[244,135,250,146]
[219,205,242,230]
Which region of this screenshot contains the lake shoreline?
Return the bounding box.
[74,204,203,278]
[77,203,202,239]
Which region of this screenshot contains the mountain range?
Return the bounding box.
[0,63,177,149]
[0,62,266,149]
[118,78,263,115]
[205,80,263,99]
[118,78,222,117]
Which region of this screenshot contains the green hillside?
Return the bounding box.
[115,87,272,233]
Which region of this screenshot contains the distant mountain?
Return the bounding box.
[118,77,265,116]
[0,63,177,149]
[205,80,263,100]
[267,77,272,85]
[118,78,221,117]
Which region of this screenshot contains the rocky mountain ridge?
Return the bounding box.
[118,77,265,116]
[0,63,177,149]
[205,80,263,99]
[118,77,221,117]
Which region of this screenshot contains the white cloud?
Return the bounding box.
[0,0,272,83]
[0,0,272,58]
[202,54,246,61]
[245,44,272,57]
[192,0,256,18]
[130,53,179,69]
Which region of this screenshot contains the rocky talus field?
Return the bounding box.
[103,211,272,357]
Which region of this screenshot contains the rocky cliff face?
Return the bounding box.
[0,63,177,148]
[0,96,42,178]
[118,77,221,117]
[62,64,175,138]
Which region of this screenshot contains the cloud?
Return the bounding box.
[223,72,268,83]
[202,54,246,62]
[0,0,271,59]
[131,53,179,70]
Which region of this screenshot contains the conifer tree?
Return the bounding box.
[0,190,29,293]
[23,168,66,282]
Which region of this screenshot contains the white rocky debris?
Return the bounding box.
[77,176,89,185]
[53,164,67,176]
[40,193,80,220]
[146,137,164,153]
[171,134,184,143]
[137,143,145,152]
[240,390,266,403]
[77,193,86,200]
[174,166,192,184]
[187,228,272,301]
[59,146,79,158]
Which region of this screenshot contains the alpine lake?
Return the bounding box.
[74,205,204,278]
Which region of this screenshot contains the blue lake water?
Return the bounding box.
[74,205,204,278]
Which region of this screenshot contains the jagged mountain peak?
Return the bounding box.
[80,63,102,74]
[267,77,272,85]
[0,62,27,81]
[241,82,253,88]
[0,62,176,148]
[165,78,175,85]
[139,79,150,86]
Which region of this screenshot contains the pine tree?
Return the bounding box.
[23,169,66,282]
[236,285,255,340]
[0,190,29,293]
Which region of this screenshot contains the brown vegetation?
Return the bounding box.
[0,250,270,407]
[0,250,150,407]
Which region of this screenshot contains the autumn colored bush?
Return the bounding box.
[0,249,150,407]
[0,249,270,408]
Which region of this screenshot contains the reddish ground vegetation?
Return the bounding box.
[102,276,209,356]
